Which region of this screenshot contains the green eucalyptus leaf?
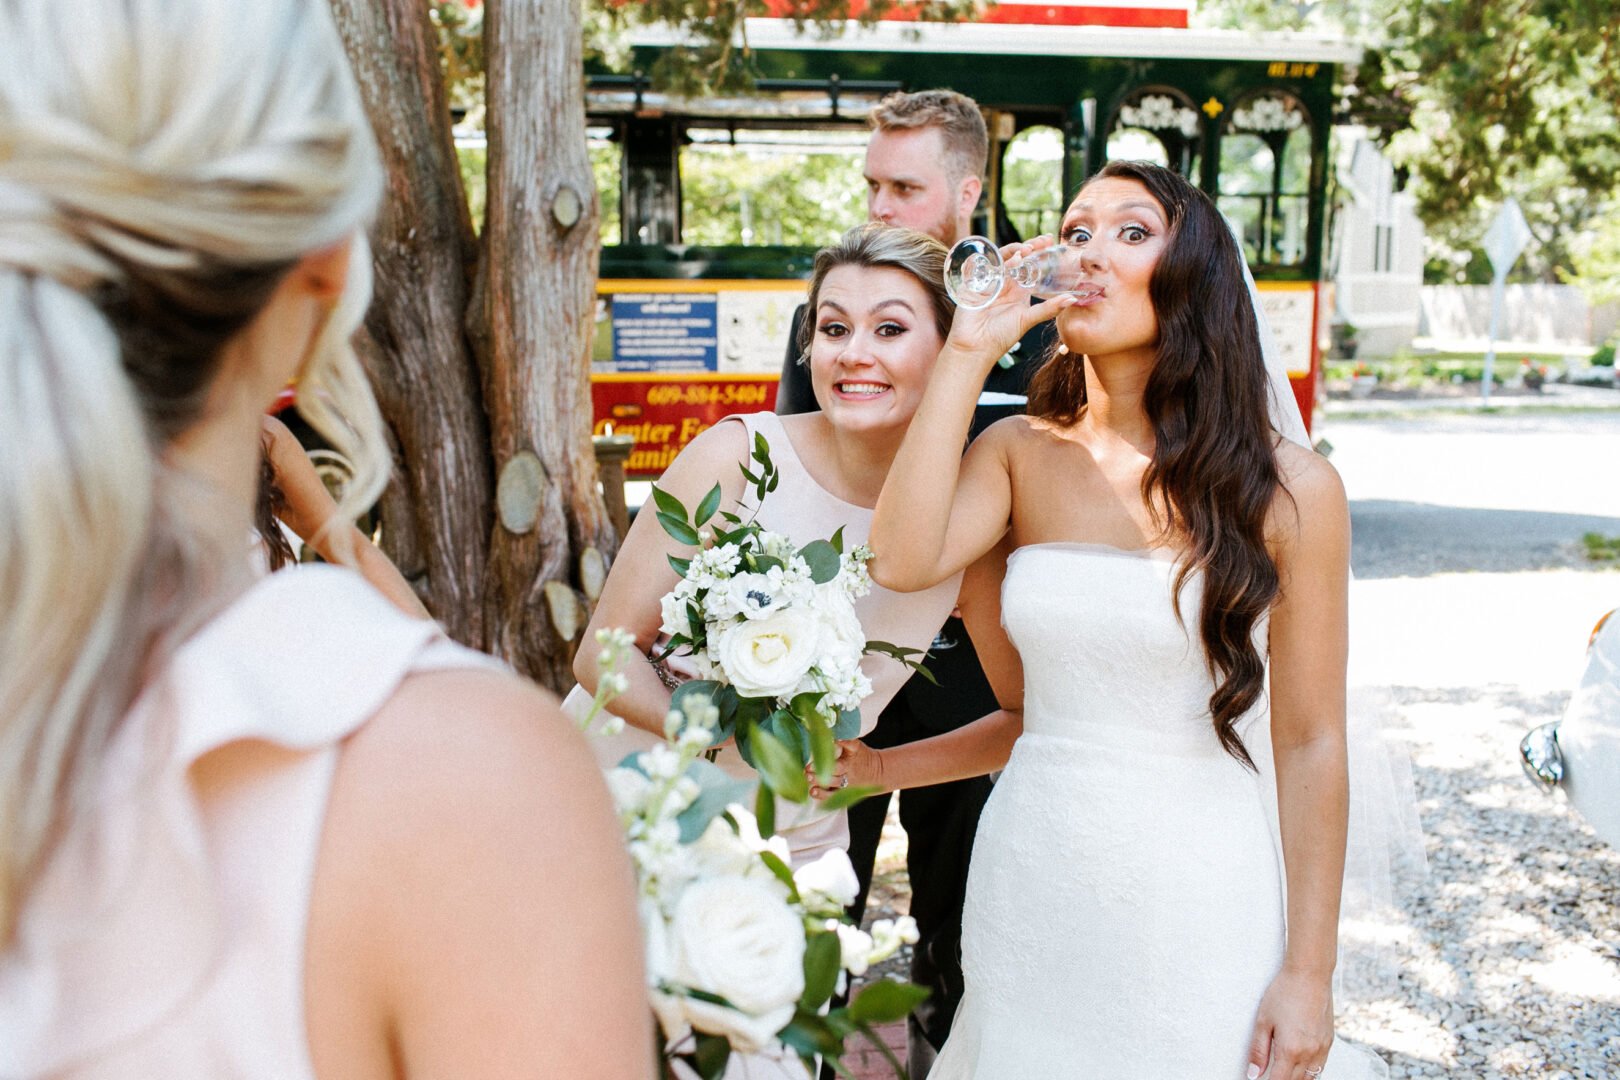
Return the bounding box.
[651,484,687,522]
[819,784,881,812]
[674,760,757,843]
[718,510,742,524]
[799,931,843,1010]
[752,761,775,835]
[691,1032,731,1080]
[780,1010,842,1060]
[848,978,930,1025]
[693,482,723,527]
[766,709,809,765]
[808,711,836,784]
[832,707,861,740]
[758,847,798,896]
[658,511,702,547]
[667,554,692,578]
[798,539,842,584]
[751,726,810,802]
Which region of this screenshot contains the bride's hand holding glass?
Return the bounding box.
[940,234,1075,366]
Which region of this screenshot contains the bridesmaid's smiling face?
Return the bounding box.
[809,265,945,434]
[1053,177,1168,365]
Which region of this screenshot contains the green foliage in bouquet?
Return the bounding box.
[649,433,930,821]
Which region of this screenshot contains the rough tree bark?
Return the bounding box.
[477,0,615,687]
[328,0,613,688]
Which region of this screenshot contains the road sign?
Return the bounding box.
[1483,198,1532,280]
[1480,199,1533,403]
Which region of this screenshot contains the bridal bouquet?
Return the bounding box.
[581,630,926,1080]
[650,432,928,818]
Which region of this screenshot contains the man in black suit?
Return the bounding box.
[778,89,1054,1077]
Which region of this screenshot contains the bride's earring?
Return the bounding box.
[1057,343,1070,356]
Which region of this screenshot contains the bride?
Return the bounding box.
[837,160,1385,1079]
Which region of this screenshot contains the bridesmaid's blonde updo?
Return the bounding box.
[0,0,384,941]
[795,222,953,363]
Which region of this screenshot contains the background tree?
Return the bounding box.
[329,0,973,689]
[1201,0,1620,285]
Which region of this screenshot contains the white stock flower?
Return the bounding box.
[793,849,860,911]
[712,607,825,700]
[829,920,875,977]
[666,876,806,1053]
[604,767,653,816]
[700,542,742,576]
[732,804,793,868]
[869,916,920,960]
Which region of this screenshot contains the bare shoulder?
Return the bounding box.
[308,667,650,1077]
[973,413,1045,456]
[335,668,607,829]
[1269,439,1349,549]
[656,416,753,504]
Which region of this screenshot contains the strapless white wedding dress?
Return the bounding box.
[930,543,1386,1079]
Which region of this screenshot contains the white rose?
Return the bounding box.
[816,589,865,664]
[712,607,825,700]
[793,849,860,911]
[666,876,806,1053]
[659,590,690,638]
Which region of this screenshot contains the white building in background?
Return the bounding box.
[1330,135,1425,357]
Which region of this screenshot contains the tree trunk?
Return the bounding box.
[330,0,614,689]
[328,0,493,650]
[477,0,614,688]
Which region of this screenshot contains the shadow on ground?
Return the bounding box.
[1350,501,1620,579]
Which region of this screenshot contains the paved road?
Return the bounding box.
[1321,411,1620,1079]
[1330,411,1620,580]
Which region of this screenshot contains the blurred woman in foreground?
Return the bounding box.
[0,2,649,1077]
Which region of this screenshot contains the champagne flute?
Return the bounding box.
[944,235,1089,310]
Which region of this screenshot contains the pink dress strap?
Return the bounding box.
[0,565,501,1079]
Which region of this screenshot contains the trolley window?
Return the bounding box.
[1105,89,1204,179]
[1218,93,1312,267]
[1001,125,1065,241]
[679,126,867,246]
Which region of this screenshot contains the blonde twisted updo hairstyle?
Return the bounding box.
[0,0,385,941]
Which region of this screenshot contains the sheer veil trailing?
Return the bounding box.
[1233,224,1428,1005]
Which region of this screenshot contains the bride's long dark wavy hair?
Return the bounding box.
[1027,160,1283,770]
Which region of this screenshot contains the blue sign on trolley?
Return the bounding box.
[610,293,719,373]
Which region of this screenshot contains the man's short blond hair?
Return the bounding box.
[868,89,989,185]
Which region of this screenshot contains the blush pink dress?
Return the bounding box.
[0,565,500,1079]
[566,410,962,868]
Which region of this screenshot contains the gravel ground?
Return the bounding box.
[1337,679,1620,1078]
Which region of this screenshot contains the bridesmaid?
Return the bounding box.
[0,2,649,1078]
[571,223,1020,869]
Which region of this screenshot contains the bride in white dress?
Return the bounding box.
[830,161,1388,1079]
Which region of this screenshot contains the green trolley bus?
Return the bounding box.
[584,4,1359,475]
